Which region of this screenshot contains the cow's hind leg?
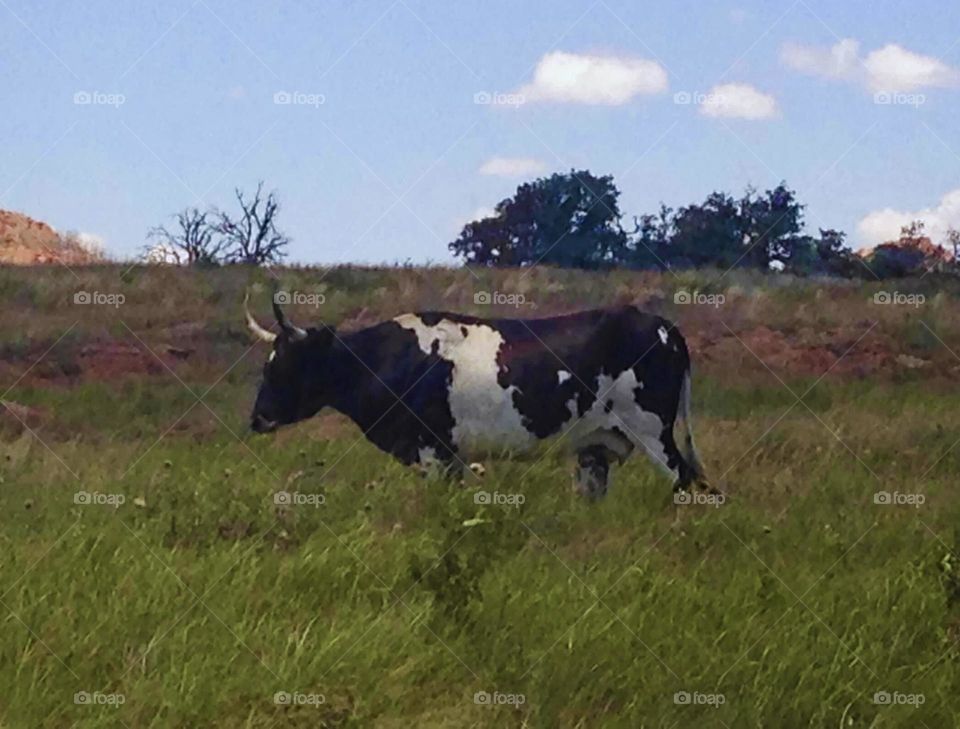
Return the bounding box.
[657,426,716,495]
[575,445,611,500]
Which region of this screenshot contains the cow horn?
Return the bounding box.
[244,292,277,343]
[273,297,307,340]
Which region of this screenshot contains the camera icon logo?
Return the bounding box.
[873,92,892,105]
[273,290,291,305]
[473,91,491,105]
[474,291,491,305]
[274,491,292,506]
[873,491,891,505]
[74,491,91,505]
[674,691,691,705]
[474,490,491,505]
[673,91,692,105]
[74,691,91,704]
[74,291,91,304]
[674,290,692,305]
[673,491,692,505]
[873,691,891,705]
[873,291,891,305]
[273,90,291,105]
[474,690,491,704]
[73,91,92,105]
[274,691,291,705]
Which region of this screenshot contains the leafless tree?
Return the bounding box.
[216,182,290,265]
[146,207,223,265]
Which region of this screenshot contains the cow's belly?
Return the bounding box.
[449,368,666,462]
[448,385,536,457]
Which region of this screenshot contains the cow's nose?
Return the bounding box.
[251,414,278,433]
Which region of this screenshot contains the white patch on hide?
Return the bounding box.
[565,368,675,478]
[418,446,439,465]
[394,314,533,457]
[557,370,572,384]
[658,326,669,345]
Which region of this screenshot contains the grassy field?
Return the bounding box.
[2,264,960,727]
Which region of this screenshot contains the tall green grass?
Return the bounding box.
[2,265,960,726]
[2,374,959,727]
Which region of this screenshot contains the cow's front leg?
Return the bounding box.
[413,441,462,481]
[575,445,610,500]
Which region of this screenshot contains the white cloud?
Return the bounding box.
[479,157,546,177]
[864,44,959,92]
[857,188,960,247]
[781,39,960,92]
[698,83,778,119]
[516,51,668,105]
[75,232,106,255]
[781,38,861,81]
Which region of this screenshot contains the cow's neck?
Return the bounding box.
[321,338,421,462]
[322,342,381,432]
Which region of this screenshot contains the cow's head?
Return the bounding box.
[245,295,335,434]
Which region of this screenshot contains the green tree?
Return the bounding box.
[623,205,673,270]
[785,229,863,277]
[739,184,806,269]
[666,191,743,268]
[660,183,807,271]
[449,170,628,269]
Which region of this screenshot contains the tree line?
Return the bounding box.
[148,172,955,278]
[449,170,956,279]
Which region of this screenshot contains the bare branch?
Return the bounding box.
[215,181,290,265]
[145,207,223,265]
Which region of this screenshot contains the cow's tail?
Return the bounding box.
[676,368,707,485]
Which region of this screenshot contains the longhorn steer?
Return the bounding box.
[246,298,710,498]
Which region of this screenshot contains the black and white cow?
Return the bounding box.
[246,298,710,498]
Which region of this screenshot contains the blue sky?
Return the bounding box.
[2,0,959,263]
